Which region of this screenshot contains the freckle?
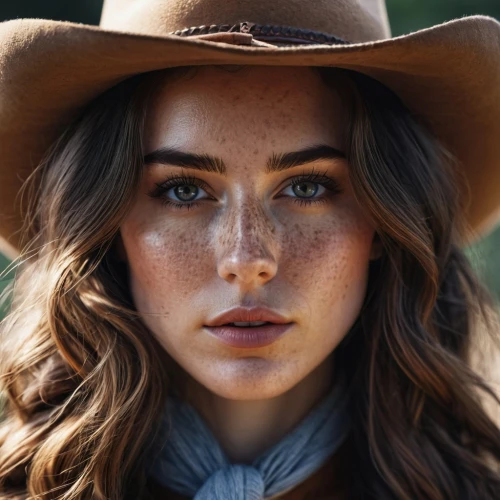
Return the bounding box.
[253,149,258,155]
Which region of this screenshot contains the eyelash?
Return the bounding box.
[147,168,343,211]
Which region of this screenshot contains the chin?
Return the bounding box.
[190,358,301,401]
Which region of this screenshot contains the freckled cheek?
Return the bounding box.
[124,223,212,307]
[281,216,374,302]
[322,231,374,320]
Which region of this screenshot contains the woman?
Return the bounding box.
[0,1,500,499]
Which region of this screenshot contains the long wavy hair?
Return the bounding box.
[0,64,499,499]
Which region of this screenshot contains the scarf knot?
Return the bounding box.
[149,377,352,499]
[196,465,265,500]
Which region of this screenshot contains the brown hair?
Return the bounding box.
[0,65,499,499]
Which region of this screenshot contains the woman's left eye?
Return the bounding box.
[147,170,342,211]
[280,172,342,208]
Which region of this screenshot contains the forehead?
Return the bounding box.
[143,65,346,154]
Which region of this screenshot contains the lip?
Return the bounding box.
[203,323,294,348]
[203,306,294,349]
[205,306,291,327]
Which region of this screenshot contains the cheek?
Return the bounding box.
[281,211,374,315]
[121,220,212,311]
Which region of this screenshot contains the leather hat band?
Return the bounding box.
[168,21,350,45]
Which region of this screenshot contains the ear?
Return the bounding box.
[369,231,383,261]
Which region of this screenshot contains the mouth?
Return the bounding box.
[223,321,273,327]
[203,322,294,348]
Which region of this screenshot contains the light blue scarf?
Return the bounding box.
[149,377,352,499]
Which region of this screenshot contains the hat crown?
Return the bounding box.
[100,0,391,43]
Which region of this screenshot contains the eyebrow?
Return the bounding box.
[143,144,346,176]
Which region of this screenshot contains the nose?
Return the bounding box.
[216,205,278,289]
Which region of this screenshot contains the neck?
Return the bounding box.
[179,354,336,464]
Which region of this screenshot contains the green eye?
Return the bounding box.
[291,181,321,198]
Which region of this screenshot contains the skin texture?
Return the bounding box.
[117,65,381,463]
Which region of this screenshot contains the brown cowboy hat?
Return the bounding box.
[0,0,499,260]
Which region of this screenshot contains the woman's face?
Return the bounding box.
[118,65,379,400]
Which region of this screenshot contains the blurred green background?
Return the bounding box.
[1,0,500,319]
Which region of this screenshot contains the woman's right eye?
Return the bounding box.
[166,183,206,202]
[147,175,211,211]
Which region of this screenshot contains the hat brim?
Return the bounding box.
[1,15,499,259]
